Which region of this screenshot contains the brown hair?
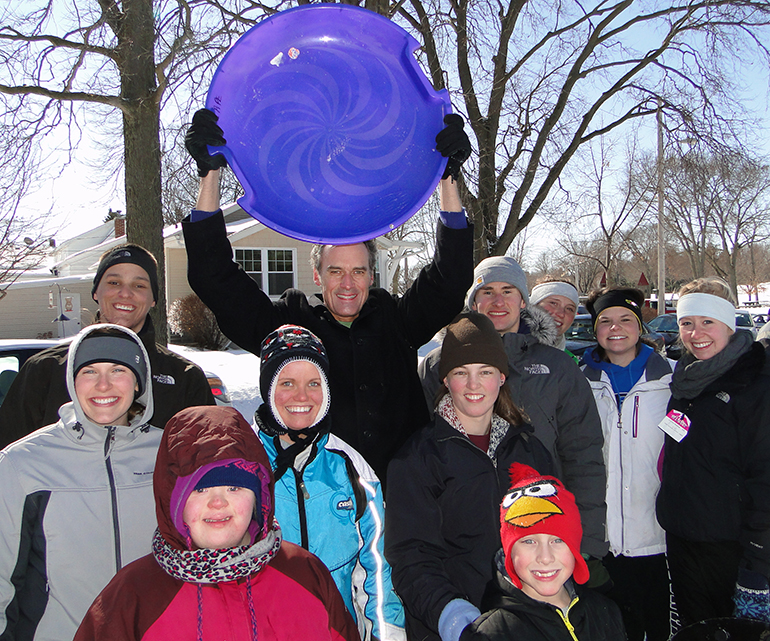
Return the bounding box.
[535,275,578,289]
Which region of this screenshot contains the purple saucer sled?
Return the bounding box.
[205,4,452,244]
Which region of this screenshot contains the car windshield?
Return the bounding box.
[647,314,678,331]
[565,318,595,341]
[736,313,753,328]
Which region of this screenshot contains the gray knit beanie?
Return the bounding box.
[466,256,529,310]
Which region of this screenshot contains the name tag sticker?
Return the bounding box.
[658,410,691,442]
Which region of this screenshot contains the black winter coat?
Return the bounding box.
[461,562,626,641]
[183,211,473,479]
[419,306,608,558]
[656,341,770,577]
[0,316,214,447]
[385,414,554,641]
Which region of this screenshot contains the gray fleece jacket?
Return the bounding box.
[418,305,608,558]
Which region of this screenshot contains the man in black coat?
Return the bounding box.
[182,109,474,478]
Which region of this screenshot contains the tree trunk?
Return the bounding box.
[728,250,740,304]
[118,0,167,343]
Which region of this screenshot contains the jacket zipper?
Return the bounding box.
[616,406,625,553]
[615,389,640,553]
[557,597,580,641]
[292,469,310,549]
[104,426,122,572]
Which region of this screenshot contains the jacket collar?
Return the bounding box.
[583,349,672,384]
[520,305,560,347]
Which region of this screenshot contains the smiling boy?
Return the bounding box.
[461,463,626,641]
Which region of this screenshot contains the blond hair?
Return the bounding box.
[678,277,735,305]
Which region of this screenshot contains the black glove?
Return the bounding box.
[584,556,613,594]
[185,108,228,177]
[436,113,471,181]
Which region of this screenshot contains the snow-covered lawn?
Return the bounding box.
[168,345,262,422]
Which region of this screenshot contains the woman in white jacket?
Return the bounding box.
[581,287,674,641]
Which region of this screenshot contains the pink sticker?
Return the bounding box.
[658,409,691,443]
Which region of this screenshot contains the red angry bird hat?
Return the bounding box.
[500,463,589,588]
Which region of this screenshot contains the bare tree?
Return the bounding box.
[704,153,770,298]
[398,0,770,261]
[634,149,714,280]
[0,210,56,301]
[553,139,655,285]
[0,0,275,340]
[737,241,770,303]
[0,123,58,299]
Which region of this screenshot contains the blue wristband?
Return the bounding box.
[189,209,219,223]
[439,210,468,229]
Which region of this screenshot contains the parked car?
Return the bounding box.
[205,371,231,406]
[0,338,231,408]
[646,313,683,360]
[752,313,767,326]
[0,339,66,407]
[564,314,666,359]
[735,311,758,338]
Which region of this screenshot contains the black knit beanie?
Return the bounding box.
[439,312,509,380]
[91,244,160,303]
[587,287,644,332]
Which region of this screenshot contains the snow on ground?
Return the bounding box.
[168,345,262,422]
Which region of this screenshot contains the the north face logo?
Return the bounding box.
[337,498,354,511]
[524,364,550,375]
[153,374,176,385]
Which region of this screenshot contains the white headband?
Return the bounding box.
[676,293,735,330]
[530,282,579,307]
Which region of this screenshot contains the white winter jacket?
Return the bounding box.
[582,351,674,558]
[0,324,163,641]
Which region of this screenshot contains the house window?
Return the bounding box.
[234,248,296,297]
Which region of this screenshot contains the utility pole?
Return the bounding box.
[656,98,666,316]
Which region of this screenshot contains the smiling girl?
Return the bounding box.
[253,325,405,641]
[657,277,770,628]
[0,324,161,641]
[386,312,553,641]
[581,287,674,641]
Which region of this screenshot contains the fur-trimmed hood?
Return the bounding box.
[520,305,561,348]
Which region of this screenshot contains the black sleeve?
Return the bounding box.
[182,211,289,354]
